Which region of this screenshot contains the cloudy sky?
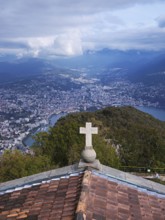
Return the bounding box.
[0,0,165,58]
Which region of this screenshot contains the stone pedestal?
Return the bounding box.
[81,147,96,163]
[78,159,101,170]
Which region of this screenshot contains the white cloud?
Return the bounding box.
[0,0,165,57]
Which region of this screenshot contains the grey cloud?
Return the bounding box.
[0,1,163,37]
[0,0,164,57]
[156,16,165,28]
[83,27,165,51]
[0,40,28,49]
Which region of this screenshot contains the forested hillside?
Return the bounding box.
[33,106,165,168]
[1,106,165,182]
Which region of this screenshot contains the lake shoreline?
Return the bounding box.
[135,106,165,121]
[23,105,165,147]
[22,112,68,147]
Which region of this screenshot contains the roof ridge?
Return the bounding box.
[75,169,92,220]
[101,164,165,194]
[0,164,84,193]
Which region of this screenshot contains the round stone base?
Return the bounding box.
[81,148,96,163]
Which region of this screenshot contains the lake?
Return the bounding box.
[23,112,67,147]
[136,106,165,121]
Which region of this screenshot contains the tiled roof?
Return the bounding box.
[0,164,165,220]
[0,172,83,220]
[85,171,165,220]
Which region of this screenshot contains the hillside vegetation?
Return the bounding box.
[1,106,165,182]
[33,106,165,167]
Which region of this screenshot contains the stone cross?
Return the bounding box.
[79,122,98,147]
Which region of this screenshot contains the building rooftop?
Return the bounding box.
[0,164,165,220]
[0,122,165,219]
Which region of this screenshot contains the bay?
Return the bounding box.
[49,112,67,126]
[23,112,66,147]
[136,106,165,121]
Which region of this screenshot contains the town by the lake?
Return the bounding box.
[0,69,165,154]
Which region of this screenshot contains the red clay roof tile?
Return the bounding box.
[0,172,83,220]
[0,167,165,220]
[84,171,165,220]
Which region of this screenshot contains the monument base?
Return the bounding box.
[78,159,101,170]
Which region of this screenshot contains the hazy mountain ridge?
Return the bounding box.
[0,58,48,83]
[127,53,165,85]
[0,49,164,83]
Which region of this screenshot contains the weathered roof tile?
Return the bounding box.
[0,165,165,220]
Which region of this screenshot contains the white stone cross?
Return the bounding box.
[80,122,98,147]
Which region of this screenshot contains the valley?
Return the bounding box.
[0,66,164,154]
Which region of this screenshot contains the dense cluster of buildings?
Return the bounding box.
[0,72,160,154]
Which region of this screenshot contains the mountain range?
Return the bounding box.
[0,49,165,85]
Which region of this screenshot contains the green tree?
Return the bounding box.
[0,150,52,182]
